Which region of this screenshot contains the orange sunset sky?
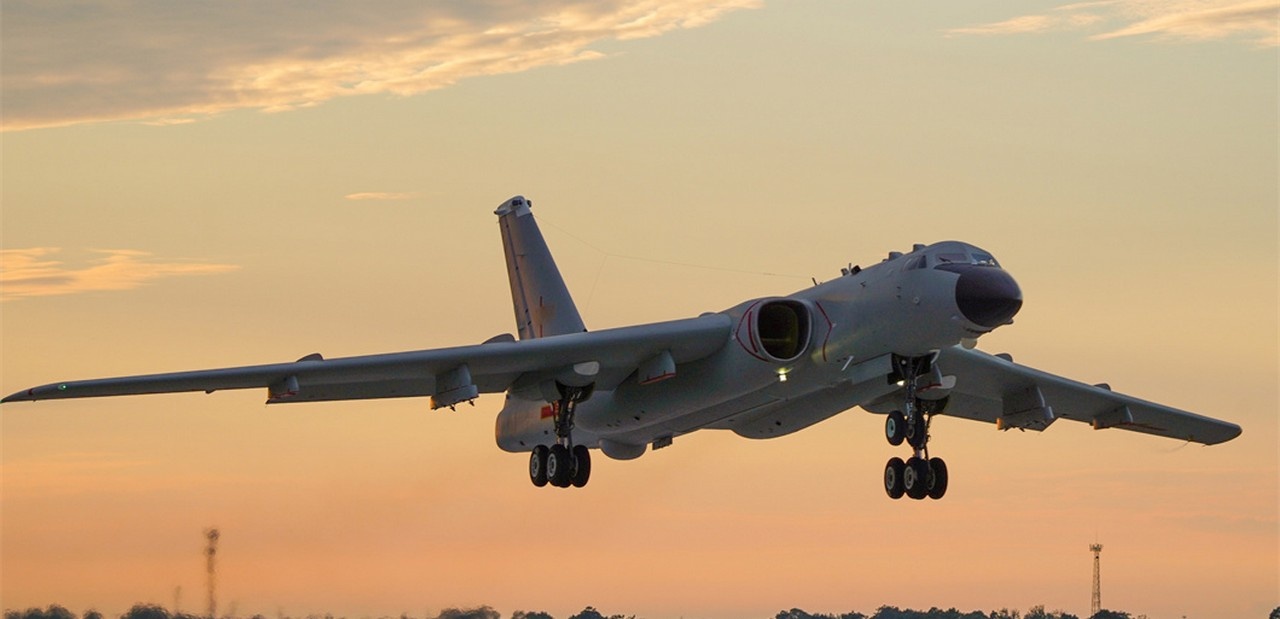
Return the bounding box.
[2,2,1277,618]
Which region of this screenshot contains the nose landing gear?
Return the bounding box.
[882,355,949,500]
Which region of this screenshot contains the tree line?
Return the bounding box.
[14,603,1276,619]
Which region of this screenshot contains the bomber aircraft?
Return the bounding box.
[3,196,1242,499]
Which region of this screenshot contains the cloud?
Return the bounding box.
[1095,0,1280,44]
[1,248,239,300]
[947,0,1279,46]
[1,0,760,132]
[345,192,418,201]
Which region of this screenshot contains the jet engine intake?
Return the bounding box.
[749,299,813,362]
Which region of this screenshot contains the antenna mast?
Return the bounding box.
[1090,543,1104,617]
[205,528,220,619]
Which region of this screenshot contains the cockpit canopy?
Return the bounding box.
[901,242,1001,271]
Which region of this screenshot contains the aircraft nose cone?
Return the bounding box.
[951,266,1022,329]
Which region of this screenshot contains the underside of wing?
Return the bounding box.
[924,346,1241,445]
[2,314,732,406]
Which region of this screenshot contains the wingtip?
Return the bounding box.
[1201,423,1244,445]
[1221,423,1244,443]
[2,389,35,403]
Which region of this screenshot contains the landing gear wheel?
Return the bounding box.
[547,444,571,488]
[885,411,906,446]
[903,456,930,500]
[570,445,591,488]
[926,457,948,500]
[884,457,906,499]
[906,414,927,449]
[529,445,549,487]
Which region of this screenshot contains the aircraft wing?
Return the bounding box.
[1,314,732,406]
[932,346,1241,445]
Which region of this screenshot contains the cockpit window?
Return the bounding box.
[972,251,999,267]
[929,249,1001,269]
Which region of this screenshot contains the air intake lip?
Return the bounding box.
[739,299,813,363]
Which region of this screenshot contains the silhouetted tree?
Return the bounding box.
[121,605,170,619]
[776,610,867,619]
[7,606,77,619]
[1088,612,1130,619]
[1025,607,1078,619]
[434,608,499,619]
[937,609,987,619]
[566,608,631,619]
[871,607,908,619]
[1270,607,1279,619]
[83,611,104,619]
[990,610,1021,619]
[511,612,554,619]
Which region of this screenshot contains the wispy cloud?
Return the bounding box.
[345,192,419,201]
[1096,0,1280,44]
[947,0,1279,47]
[1,0,760,132]
[1,248,239,300]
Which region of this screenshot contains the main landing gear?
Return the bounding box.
[882,355,949,500]
[529,383,593,489]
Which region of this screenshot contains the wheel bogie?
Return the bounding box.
[530,443,592,489]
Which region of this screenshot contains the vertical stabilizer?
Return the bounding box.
[495,196,586,339]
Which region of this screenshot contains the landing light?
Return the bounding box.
[777,369,789,382]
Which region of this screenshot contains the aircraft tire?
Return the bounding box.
[570,445,591,488]
[885,411,906,446]
[906,417,927,449]
[884,457,906,499]
[529,445,549,487]
[927,457,948,500]
[904,457,930,500]
[547,444,572,488]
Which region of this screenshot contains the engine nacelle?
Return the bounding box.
[599,439,646,460]
[734,298,813,363]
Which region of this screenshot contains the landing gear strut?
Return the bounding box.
[529,383,593,489]
[882,354,949,500]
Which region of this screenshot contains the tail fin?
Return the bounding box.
[495,196,586,339]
